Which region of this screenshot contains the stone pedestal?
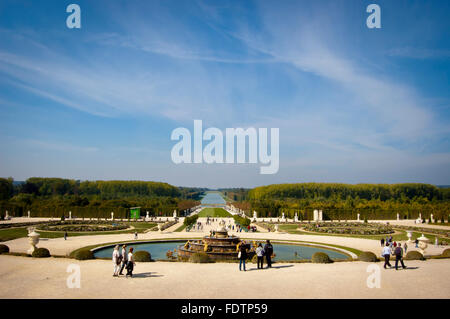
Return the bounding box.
[357,213,360,221]
[5,210,10,220]
[313,210,318,221]
[430,214,434,223]
[294,213,298,222]
[27,229,40,255]
[68,211,72,220]
[406,231,413,243]
[397,213,400,221]
[319,210,323,221]
[281,212,286,222]
[111,212,114,220]
[145,211,150,221]
[27,210,31,218]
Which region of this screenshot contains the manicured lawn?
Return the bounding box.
[197,208,232,217]
[0,222,157,241]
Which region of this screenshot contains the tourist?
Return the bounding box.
[394,243,406,270]
[264,240,274,268]
[380,238,384,247]
[126,247,135,278]
[256,243,264,269]
[112,245,121,277]
[393,241,397,248]
[134,232,138,240]
[404,242,408,254]
[119,244,128,275]
[239,241,248,271]
[382,243,392,269]
[64,231,68,241]
[415,238,419,248]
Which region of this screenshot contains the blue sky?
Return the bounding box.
[0,0,449,188]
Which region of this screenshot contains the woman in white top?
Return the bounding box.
[126,247,136,278]
[112,245,121,277]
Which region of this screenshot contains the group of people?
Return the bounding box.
[112,245,136,278]
[238,240,274,271]
[381,241,407,270]
[380,236,408,255]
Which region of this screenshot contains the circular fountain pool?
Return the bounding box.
[93,240,350,261]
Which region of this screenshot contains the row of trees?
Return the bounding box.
[0,178,202,218]
[249,183,446,202]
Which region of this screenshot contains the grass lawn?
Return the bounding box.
[197,208,232,217]
[277,224,448,244]
[0,222,157,242]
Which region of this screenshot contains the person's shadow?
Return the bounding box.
[133,272,164,278]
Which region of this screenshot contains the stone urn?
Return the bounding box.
[417,234,430,255]
[157,223,162,232]
[406,231,413,243]
[274,224,279,232]
[27,229,40,255]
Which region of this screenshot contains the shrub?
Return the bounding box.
[358,251,378,262]
[189,252,214,263]
[0,244,9,254]
[74,249,94,260]
[404,251,425,260]
[32,247,50,258]
[441,248,450,258]
[134,250,151,262]
[311,252,333,264]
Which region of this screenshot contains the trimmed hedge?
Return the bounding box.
[134,250,151,262]
[404,251,425,260]
[0,244,9,254]
[311,252,333,263]
[441,248,450,258]
[189,252,214,263]
[358,251,378,262]
[32,247,50,258]
[74,249,95,260]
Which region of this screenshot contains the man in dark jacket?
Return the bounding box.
[394,243,407,270]
[239,241,248,271]
[264,240,274,268]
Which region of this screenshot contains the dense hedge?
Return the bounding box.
[74,249,95,260]
[358,251,378,262]
[134,251,152,262]
[311,252,333,263]
[233,215,251,227]
[0,244,9,254]
[404,251,425,260]
[32,247,50,258]
[184,214,199,227]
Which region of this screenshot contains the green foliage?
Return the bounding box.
[184,214,199,227]
[0,178,13,201]
[0,244,9,254]
[358,251,378,262]
[134,250,152,262]
[31,247,50,258]
[233,215,251,227]
[189,252,214,263]
[311,252,333,263]
[404,251,425,260]
[74,249,94,260]
[441,249,450,258]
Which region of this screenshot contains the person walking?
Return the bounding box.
[404,242,408,254]
[255,243,264,269]
[134,231,138,240]
[119,244,128,275]
[415,238,419,248]
[64,231,68,241]
[239,241,248,271]
[382,243,392,269]
[380,238,384,247]
[394,243,407,270]
[264,240,274,268]
[112,245,121,277]
[126,247,135,278]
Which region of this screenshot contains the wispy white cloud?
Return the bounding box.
[387,47,450,59]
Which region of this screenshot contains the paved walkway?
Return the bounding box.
[0,255,448,298]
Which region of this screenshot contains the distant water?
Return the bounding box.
[201,192,226,206]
